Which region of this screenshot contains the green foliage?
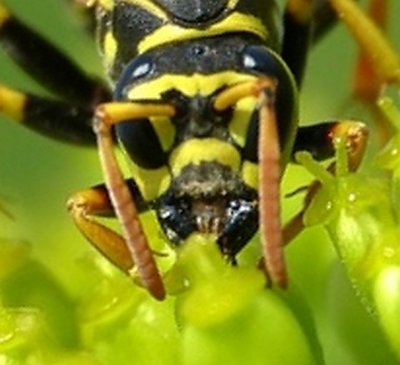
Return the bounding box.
[298,96,400,360]
[0,236,322,365]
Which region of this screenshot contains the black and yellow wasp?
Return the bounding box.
[0,0,369,300]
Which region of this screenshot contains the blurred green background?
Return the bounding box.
[0,0,399,364]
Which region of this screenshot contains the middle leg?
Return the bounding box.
[0,1,110,107]
[0,1,111,145]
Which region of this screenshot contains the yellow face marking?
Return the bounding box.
[229,97,257,147]
[241,161,259,190]
[138,13,269,54]
[169,138,241,177]
[127,159,171,201]
[127,72,257,100]
[126,72,258,161]
[0,85,26,121]
[0,3,11,26]
[150,116,175,151]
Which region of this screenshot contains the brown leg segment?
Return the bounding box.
[257,80,287,288]
[93,101,175,300]
[67,184,134,273]
[213,79,362,288]
[214,78,287,288]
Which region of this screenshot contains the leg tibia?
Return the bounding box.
[0,83,96,145]
[67,185,134,273]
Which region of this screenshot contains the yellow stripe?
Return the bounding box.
[169,138,241,177]
[126,158,171,201]
[0,3,11,26]
[127,72,258,155]
[241,161,258,189]
[150,116,175,151]
[0,85,26,121]
[138,13,269,54]
[127,72,257,100]
[229,97,257,147]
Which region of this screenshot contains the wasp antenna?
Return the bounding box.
[94,105,166,300]
[258,79,287,289]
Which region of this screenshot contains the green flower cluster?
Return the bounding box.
[1,232,323,365]
[298,96,400,360]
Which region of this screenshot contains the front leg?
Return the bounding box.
[67,181,147,275]
[285,120,369,243]
[93,101,176,300]
[329,0,400,87]
[292,120,368,170]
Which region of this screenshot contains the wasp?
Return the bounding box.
[0,0,372,300]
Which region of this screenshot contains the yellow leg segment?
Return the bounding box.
[0,84,26,122]
[0,2,11,26]
[330,0,400,86]
[67,186,134,273]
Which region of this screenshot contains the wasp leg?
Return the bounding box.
[214,78,287,288]
[286,0,361,45]
[67,184,134,273]
[257,80,287,289]
[0,84,96,145]
[0,2,110,107]
[285,120,369,242]
[352,0,388,105]
[293,120,368,168]
[67,180,148,275]
[282,0,315,86]
[351,0,392,143]
[0,2,110,145]
[312,0,358,43]
[93,101,175,300]
[329,0,400,87]
[282,0,363,86]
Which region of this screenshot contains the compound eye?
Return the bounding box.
[241,45,281,77]
[113,54,165,169]
[114,54,154,100]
